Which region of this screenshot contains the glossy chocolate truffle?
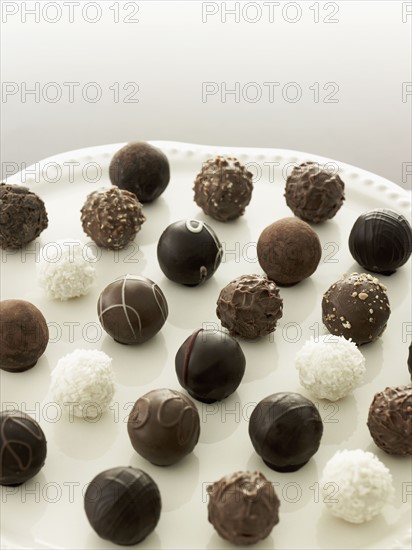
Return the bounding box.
[109,142,170,203]
[249,392,323,472]
[98,274,168,344]
[157,219,222,286]
[408,343,412,381]
[322,272,390,345]
[216,274,283,339]
[349,209,412,275]
[0,299,49,372]
[285,161,345,223]
[257,217,322,286]
[367,386,412,455]
[0,410,47,485]
[0,183,48,249]
[84,466,161,545]
[175,328,246,403]
[193,156,253,221]
[207,471,280,546]
[81,187,145,249]
[127,388,200,466]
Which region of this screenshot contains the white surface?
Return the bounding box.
[0,141,411,550]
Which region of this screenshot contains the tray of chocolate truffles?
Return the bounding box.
[0,141,411,550]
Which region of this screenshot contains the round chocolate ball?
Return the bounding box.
[109,142,170,203]
[97,274,168,345]
[175,328,246,403]
[257,217,322,286]
[0,410,47,486]
[0,299,49,372]
[157,219,222,286]
[322,272,391,345]
[127,388,200,466]
[84,466,161,545]
[348,209,412,275]
[249,392,323,472]
[408,343,412,381]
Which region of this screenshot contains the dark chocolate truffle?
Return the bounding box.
[249,392,323,472]
[109,142,170,203]
[207,471,280,546]
[175,328,246,403]
[216,274,283,339]
[408,343,412,381]
[257,217,322,286]
[127,388,200,466]
[0,410,47,485]
[322,272,390,345]
[84,466,161,545]
[285,161,345,223]
[81,187,145,250]
[349,209,412,275]
[193,156,253,221]
[0,183,48,249]
[157,219,222,286]
[97,274,168,345]
[367,386,412,455]
[0,299,49,372]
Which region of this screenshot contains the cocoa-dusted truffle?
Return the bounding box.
[285,161,345,223]
[257,217,322,286]
[207,471,280,546]
[193,156,253,222]
[81,187,145,250]
[109,142,170,203]
[322,272,390,345]
[216,274,283,339]
[0,299,49,372]
[0,183,48,249]
[367,386,412,455]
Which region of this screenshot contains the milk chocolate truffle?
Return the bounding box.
[349,209,412,275]
[285,161,345,223]
[0,410,47,486]
[367,386,412,455]
[322,272,390,345]
[207,471,280,546]
[0,183,48,249]
[0,299,49,372]
[408,343,412,380]
[175,328,246,403]
[109,142,170,203]
[84,467,161,546]
[249,392,323,472]
[216,274,283,339]
[81,187,145,249]
[193,156,253,221]
[98,274,168,344]
[127,388,200,466]
[257,217,322,286]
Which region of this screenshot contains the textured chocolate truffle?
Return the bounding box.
[0,183,48,249]
[0,410,47,486]
[367,386,412,455]
[249,392,323,472]
[285,161,345,223]
[257,217,322,286]
[216,274,283,339]
[98,274,168,344]
[0,299,49,372]
[408,343,412,381]
[157,219,222,286]
[127,388,200,466]
[207,471,280,546]
[175,328,246,403]
[349,209,412,275]
[84,466,161,545]
[109,142,170,203]
[81,187,145,249]
[322,272,390,345]
[193,156,253,221]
